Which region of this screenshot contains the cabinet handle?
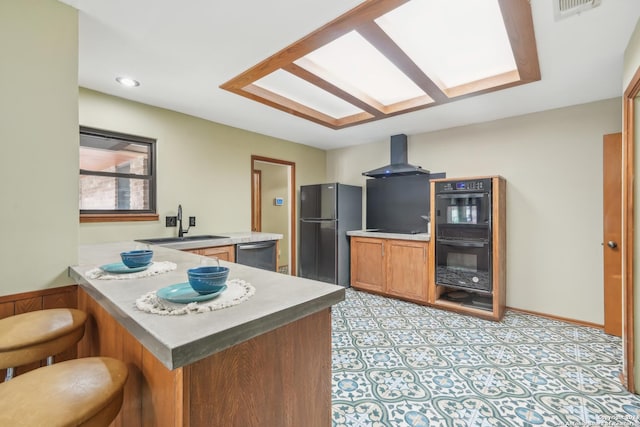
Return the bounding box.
[381,244,384,258]
[423,247,426,262]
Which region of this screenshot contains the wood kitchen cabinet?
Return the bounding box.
[350,237,428,304]
[185,245,235,262]
[386,240,428,302]
[428,175,506,321]
[350,237,385,293]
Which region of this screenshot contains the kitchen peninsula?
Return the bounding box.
[69,241,344,427]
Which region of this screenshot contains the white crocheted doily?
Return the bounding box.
[85,261,177,280]
[135,278,255,315]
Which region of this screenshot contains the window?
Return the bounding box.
[79,126,157,222]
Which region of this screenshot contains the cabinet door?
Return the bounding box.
[386,240,428,302]
[186,245,235,263]
[350,237,385,292]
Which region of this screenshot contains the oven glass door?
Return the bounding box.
[435,239,492,293]
[435,193,490,226]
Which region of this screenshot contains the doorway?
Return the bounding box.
[251,155,296,275]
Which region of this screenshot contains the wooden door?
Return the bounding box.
[350,237,385,292]
[603,133,622,337]
[251,170,261,232]
[386,240,428,302]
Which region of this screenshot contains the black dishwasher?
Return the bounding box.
[235,241,277,271]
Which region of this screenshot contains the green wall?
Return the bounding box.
[0,0,326,297]
[78,88,326,244]
[0,0,79,295]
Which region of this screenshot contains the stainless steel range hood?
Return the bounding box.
[362,134,429,178]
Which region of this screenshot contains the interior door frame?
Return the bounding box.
[252,169,262,232]
[251,155,296,276]
[622,65,640,392]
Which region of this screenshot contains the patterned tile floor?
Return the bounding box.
[332,289,640,427]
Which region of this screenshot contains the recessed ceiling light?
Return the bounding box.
[116,76,140,87]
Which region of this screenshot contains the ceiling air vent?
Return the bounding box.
[554,0,601,21]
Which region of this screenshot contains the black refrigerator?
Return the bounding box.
[299,183,362,287]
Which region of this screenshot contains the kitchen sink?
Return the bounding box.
[136,235,228,244]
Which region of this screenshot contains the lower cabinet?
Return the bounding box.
[386,240,428,302]
[350,238,385,293]
[185,245,235,263]
[350,237,428,304]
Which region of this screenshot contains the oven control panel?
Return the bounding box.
[436,179,491,193]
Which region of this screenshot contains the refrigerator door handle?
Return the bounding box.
[300,218,338,223]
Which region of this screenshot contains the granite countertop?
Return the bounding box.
[69,241,344,370]
[346,230,430,241]
[137,231,283,250]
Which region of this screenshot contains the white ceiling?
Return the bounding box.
[59,0,640,150]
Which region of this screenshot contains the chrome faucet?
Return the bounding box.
[177,204,189,238]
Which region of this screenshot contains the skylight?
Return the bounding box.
[221,0,539,129]
[254,70,365,118]
[375,0,517,89]
[296,31,426,106]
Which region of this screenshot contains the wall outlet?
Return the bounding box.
[189,216,196,227]
[166,216,177,227]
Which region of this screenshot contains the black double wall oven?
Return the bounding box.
[434,178,493,294]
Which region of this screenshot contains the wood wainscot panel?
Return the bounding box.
[0,286,78,379]
[0,302,14,320]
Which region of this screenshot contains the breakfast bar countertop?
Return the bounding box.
[69,241,344,370]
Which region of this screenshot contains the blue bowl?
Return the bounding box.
[187,266,229,295]
[120,250,153,268]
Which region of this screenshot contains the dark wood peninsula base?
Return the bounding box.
[77,288,332,427]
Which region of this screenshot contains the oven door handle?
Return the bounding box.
[435,193,487,199]
[437,239,487,248]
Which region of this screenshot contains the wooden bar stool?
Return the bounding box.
[0,308,87,381]
[0,356,128,426]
